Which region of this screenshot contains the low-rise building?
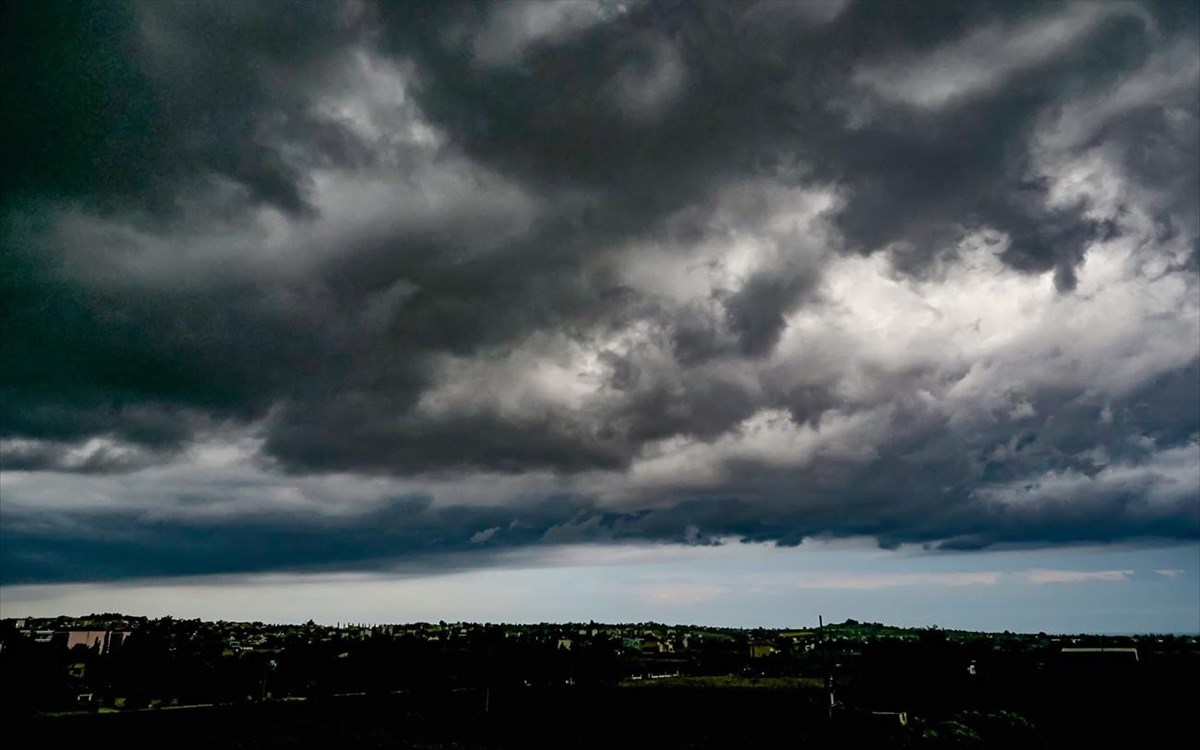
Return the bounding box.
[67,629,130,654]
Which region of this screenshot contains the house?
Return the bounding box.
[67,629,130,654]
[640,638,669,654]
[33,630,60,644]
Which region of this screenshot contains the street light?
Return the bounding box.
[261,659,277,702]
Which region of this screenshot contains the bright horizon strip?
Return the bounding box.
[3,541,1196,635]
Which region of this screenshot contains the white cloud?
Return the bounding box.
[621,406,885,495]
[978,438,1200,514]
[618,180,840,304]
[855,3,1152,108]
[791,571,1001,589]
[470,526,501,544]
[42,49,542,293]
[416,331,608,419]
[1024,569,1134,584]
[0,427,569,519]
[469,0,628,67]
[1035,40,1200,155]
[776,219,1198,423]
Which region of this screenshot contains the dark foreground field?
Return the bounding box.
[17,675,1197,750]
[22,688,829,749]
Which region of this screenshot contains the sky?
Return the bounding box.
[1,0,1198,633]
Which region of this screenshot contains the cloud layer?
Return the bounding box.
[2,0,1197,585]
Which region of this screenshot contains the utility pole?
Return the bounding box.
[261,659,277,702]
[484,641,492,716]
[820,616,833,724]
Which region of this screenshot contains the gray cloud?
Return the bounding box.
[1,0,1197,585]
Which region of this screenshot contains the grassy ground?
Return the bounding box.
[619,674,824,689]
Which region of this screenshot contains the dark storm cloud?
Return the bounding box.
[381,1,1150,286]
[2,0,1198,584]
[4,443,1196,584]
[1,0,370,215]
[1,494,555,584]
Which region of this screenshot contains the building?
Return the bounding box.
[640,638,669,654]
[67,629,130,654]
[1060,647,1138,662]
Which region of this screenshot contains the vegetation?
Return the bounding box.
[4,615,1196,748]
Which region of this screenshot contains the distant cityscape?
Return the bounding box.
[4,614,1193,699]
[6,613,1198,746]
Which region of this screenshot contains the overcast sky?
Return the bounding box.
[1,0,1197,632]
